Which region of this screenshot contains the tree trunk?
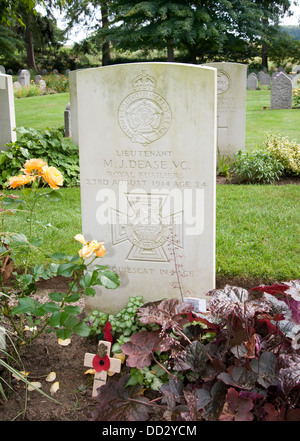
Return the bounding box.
[261,41,268,71]
[167,38,174,62]
[24,12,37,71]
[261,18,269,71]
[101,1,111,66]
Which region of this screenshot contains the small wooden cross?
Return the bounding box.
[84,340,122,397]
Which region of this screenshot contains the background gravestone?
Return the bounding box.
[38,79,47,93]
[0,73,17,149]
[271,71,293,109]
[206,62,247,158]
[247,73,258,90]
[64,102,72,137]
[18,69,30,87]
[35,74,42,84]
[13,81,22,90]
[260,72,270,86]
[70,63,217,313]
[0,65,5,74]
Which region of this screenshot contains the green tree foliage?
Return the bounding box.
[0,24,24,60]
[64,0,111,65]
[96,0,296,64]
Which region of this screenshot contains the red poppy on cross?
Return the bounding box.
[84,340,121,397]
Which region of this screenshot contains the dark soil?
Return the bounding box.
[0,175,298,421]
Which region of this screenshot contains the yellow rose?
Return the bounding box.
[42,166,63,189]
[7,174,34,189]
[74,234,106,259]
[22,158,47,175]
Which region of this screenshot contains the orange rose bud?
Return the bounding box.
[42,166,63,189]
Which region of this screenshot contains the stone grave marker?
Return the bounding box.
[260,72,270,86]
[18,69,30,87]
[247,73,258,90]
[13,81,22,90]
[35,74,42,84]
[38,79,47,93]
[271,71,293,109]
[70,62,217,314]
[84,340,122,397]
[0,73,16,149]
[64,102,72,137]
[205,62,247,157]
[0,65,5,74]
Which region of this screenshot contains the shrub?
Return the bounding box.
[265,132,300,175]
[293,79,300,108]
[0,127,79,187]
[14,83,41,99]
[43,73,69,94]
[229,148,284,184]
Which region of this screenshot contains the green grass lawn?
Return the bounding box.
[3,184,300,283]
[14,93,70,131]
[8,89,300,283]
[246,89,300,149]
[14,89,300,149]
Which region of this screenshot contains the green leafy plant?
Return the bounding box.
[92,280,300,421]
[217,148,231,179]
[43,73,69,94]
[0,127,79,188]
[293,82,300,108]
[0,160,119,349]
[265,132,300,175]
[229,148,284,184]
[84,296,158,354]
[14,83,41,99]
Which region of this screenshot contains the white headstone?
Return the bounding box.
[0,73,17,149]
[205,62,247,157]
[13,81,22,90]
[70,62,217,314]
[38,79,47,93]
[0,65,5,74]
[271,71,293,109]
[18,69,30,87]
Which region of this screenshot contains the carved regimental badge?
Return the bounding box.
[118,71,172,146]
[217,70,231,95]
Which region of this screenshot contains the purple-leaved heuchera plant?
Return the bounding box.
[91,280,300,422]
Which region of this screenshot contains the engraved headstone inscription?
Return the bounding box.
[0,73,16,149]
[70,63,217,313]
[206,62,247,157]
